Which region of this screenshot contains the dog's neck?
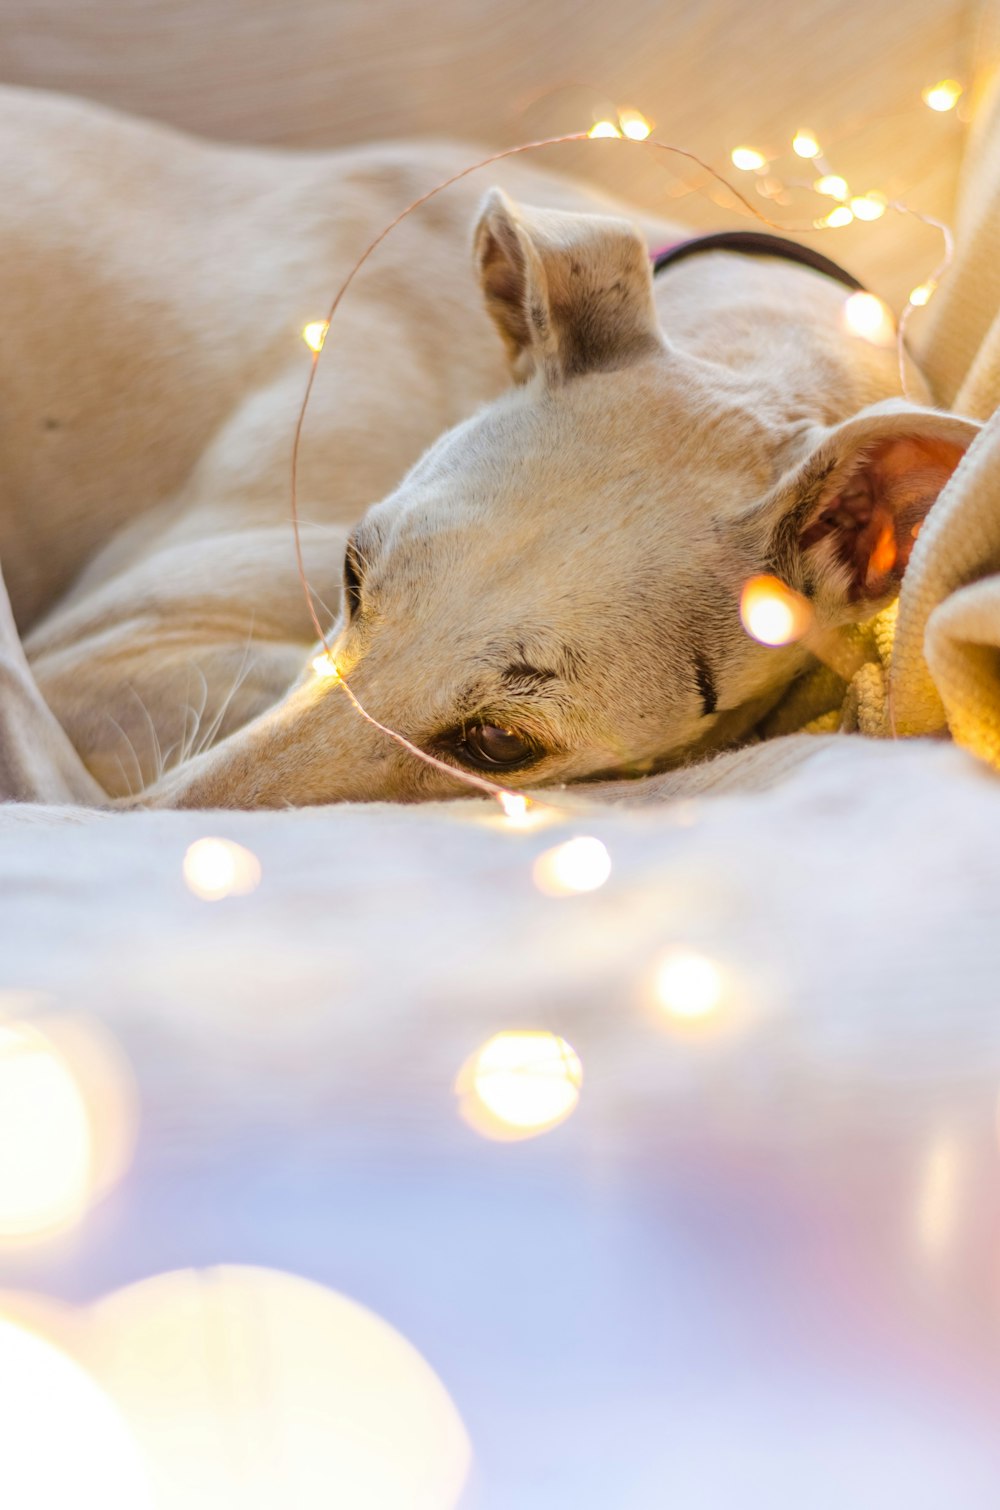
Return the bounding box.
[648,241,924,414]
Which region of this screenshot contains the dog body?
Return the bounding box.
[0,87,976,807]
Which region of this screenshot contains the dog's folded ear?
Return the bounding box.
[474,188,664,383]
[763,400,982,622]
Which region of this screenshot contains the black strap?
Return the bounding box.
[652,231,865,293]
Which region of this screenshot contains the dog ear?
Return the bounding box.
[473,188,664,382]
[765,401,981,622]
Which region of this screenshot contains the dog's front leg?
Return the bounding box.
[0,558,106,804]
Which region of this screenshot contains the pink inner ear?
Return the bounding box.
[801,435,967,602]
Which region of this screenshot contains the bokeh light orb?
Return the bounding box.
[653,950,725,1023]
[182,837,261,901]
[740,575,813,647]
[0,1315,152,1510]
[0,1023,93,1243]
[457,1030,583,1140]
[843,292,895,346]
[88,1266,471,1510]
[532,836,611,896]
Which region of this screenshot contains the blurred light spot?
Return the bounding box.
[310,649,341,681]
[916,1134,962,1259]
[922,79,962,112]
[843,291,895,346]
[183,838,261,901]
[457,1031,582,1140]
[815,174,848,199]
[850,194,886,221]
[0,1023,93,1243]
[302,320,329,352]
[740,575,813,646]
[792,130,821,158]
[89,1266,471,1510]
[730,146,766,171]
[589,120,621,138]
[0,1314,152,1509]
[532,836,611,896]
[654,950,725,1022]
[909,280,936,307]
[499,792,530,823]
[619,108,652,140]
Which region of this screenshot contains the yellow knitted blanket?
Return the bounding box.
[767,38,1000,770]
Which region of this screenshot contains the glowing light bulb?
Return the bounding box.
[850,194,886,221]
[654,950,724,1021]
[730,146,767,171]
[740,575,813,646]
[814,174,848,199]
[0,1316,153,1510]
[311,650,341,681]
[922,79,962,112]
[0,1023,93,1243]
[532,836,611,896]
[815,205,854,229]
[589,120,621,139]
[182,838,261,901]
[302,321,330,353]
[499,791,530,823]
[619,109,652,140]
[909,280,936,307]
[792,130,821,159]
[457,1030,583,1139]
[843,291,895,346]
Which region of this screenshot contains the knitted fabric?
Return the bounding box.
[771,25,1000,771]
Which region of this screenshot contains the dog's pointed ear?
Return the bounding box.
[763,401,981,622]
[473,188,664,383]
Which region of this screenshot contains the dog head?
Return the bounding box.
[158,190,978,808]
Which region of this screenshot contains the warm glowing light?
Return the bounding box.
[0,1315,152,1509]
[88,1267,471,1509]
[922,79,962,112]
[619,108,652,140]
[816,205,854,228]
[915,1134,962,1258]
[730,146,767,171]
[843,291,895,346]
[909,280,936,307]
[302,320,329,352]
[792,130,821,159]
[499,791,530,823]
[814,174,849,199]
[589,120,621,139]
[654,950,725,1021]
[457,1031,582,1140]
[182,837,261,901]
[850,194,886,221]
[532,836,611,896]
[311,649,341,681]
[740,575,813,646]
[0,1023,93,1243]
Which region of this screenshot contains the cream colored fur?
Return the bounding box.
[0,86,979,808]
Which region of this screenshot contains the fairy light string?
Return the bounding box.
[291,106,957,807]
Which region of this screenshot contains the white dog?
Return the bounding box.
[0,86,976,808]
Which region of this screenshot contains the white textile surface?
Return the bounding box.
[3,735,1000,1505]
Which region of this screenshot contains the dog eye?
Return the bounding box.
[459,722,538,769]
